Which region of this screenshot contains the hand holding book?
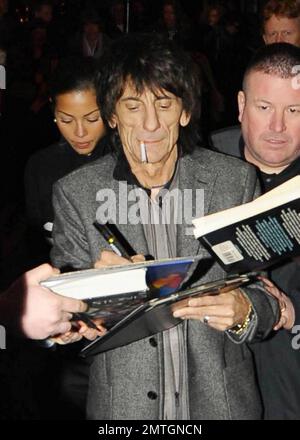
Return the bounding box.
[173,286,251,332]
[79,273,254,357]
[192,176,300,273]
[42,176,300,352]
[49,316,106,345]
[258,275,295,331]
[94,249,146,269]
[89,233,253,334]
[66,249,149,341]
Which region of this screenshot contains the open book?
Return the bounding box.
[79,273,253,357]
[192,176,300,273]
[42,253,255,356]
[41,256,199,328]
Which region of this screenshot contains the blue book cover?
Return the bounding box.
[83,256,198,328]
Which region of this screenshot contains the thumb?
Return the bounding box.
[49,321,72,336]
[60,296,88,313]
[27,263,59,283]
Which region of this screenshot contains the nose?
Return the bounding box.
[269,109,286,133]
[143,105,160,132]
[74,120,87,138]
[277,33,285,42]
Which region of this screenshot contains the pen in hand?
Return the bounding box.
[93,221,132,259]
[72,312,100,330]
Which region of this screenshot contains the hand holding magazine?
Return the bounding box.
[41,255,254,356]
[41,256,199,329]
[41,174,300,356]
[79,273,253,357]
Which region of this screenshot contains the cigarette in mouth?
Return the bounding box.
[140,141,148,163]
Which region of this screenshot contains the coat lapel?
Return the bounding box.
[111,179,149,256]
[177,152,219,258]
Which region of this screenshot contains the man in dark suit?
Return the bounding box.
[213,42,300,419]
[51,34,279,420]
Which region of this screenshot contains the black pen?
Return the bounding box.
[72,312,100,330]
[93,221,131,258]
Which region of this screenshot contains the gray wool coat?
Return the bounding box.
[51,147,278,420]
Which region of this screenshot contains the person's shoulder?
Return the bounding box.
[186,147,253,171]
[55,153,116,189]
[183,147,257,189]
[25,141,64,167]
[24,142,64,179]
[209,125,242,157]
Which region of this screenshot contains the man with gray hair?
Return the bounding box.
[51,34,279,420]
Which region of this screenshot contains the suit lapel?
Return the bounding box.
[109,179,149,255]
[177,152,219,257]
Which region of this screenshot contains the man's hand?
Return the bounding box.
[173,289,251,332]
[258,276,295,330]
[1,264,88,340]
[50,318,106,344]
[94,249,145,268]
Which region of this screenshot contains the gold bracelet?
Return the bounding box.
[230,302,253,335]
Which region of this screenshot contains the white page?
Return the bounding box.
[193,176,300,237]
[42,267,148,299]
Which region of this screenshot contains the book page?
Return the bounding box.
[42,268,148,299]
[41,256,199,300]
[193,176,300,237]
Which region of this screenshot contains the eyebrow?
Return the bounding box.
[120,95,173,102]
[120,97,141,102]
[254,99,300,106]
[56,108,99,117]
[254,99,272,104]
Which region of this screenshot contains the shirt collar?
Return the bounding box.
[260,155,300,192]
[113,149,179,196]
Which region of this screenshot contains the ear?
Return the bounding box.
[237,91,246,123]
[108,114,117,129]
[262,33,267,45]
[179,110,191,127]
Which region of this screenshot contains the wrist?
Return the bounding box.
[230,296,253,335]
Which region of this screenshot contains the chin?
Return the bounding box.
[75,148,94,155]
